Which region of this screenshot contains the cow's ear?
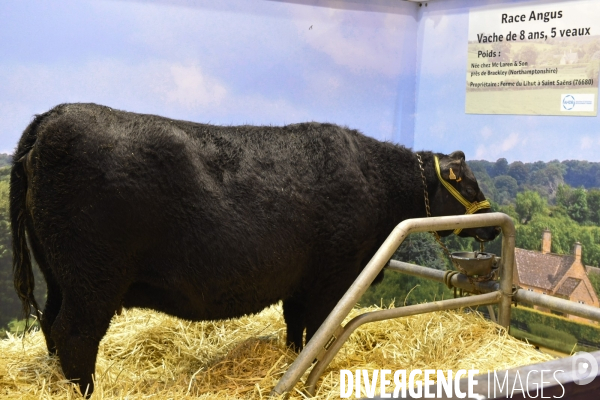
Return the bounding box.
[439,151,465,182]
[449,151,465,161]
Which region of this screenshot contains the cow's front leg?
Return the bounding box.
[283,296,306,351]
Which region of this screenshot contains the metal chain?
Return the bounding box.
[416,153,432,218]
[416,153,460,270]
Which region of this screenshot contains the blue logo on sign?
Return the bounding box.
[563,95,575,110]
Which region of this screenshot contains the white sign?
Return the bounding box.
[466,0,600,116]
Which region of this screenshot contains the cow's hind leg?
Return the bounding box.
[40,276,62,354]
[27,225,62,354]
[29,261,62,355]
[50,257,128,397]
[52,289,122,397]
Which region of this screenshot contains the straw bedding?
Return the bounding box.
[0,304,553,399]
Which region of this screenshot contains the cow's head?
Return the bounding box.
[428,151,500,242]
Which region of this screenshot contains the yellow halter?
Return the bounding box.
[434,156,491,234]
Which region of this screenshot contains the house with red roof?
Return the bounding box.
[513,229,599,323]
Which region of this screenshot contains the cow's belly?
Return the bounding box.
[122,281,285,321]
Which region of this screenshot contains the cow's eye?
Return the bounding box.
[465,186,476,197]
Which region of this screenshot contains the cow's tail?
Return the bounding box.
[10,113,48,330]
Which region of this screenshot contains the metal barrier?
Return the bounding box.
[271,212,514,396]
[270,212,600,397]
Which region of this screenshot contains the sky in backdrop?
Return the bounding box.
[0,0,416,154]
[0,0,598,162]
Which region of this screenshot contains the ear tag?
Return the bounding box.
[449,168,457,180]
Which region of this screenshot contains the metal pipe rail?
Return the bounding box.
[389,258,600,323]
[304,291,502,395]
[514,289,600,322]
[386,259,500,294]
[271,212,515,397]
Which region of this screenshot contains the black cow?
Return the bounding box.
[11,103,499,395]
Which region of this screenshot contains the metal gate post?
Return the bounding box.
[498,220,516,327]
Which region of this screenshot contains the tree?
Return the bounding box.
[569,187,590,223]
[556,184,590,223]
[0,154,11,168]
[359,233,451,307]
[467,161,497,203]
[589,274,600,301]
[529,164,565,199]
[0,169,46,331]
[393,232,447,270]
[529,161,546,175]
[492,158,509,177]
[563,160,594,188]
[508,161,529,185]
[0,179,18,330]
[587,189,600,225]
[493,175,518,204]
[516,191,547,224]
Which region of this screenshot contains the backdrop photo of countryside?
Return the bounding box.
[2,154,600,352]
[2,0,600,397]
[1,153,600,399]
